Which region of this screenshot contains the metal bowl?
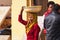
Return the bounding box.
[24,6,42,13]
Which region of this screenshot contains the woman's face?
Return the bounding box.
[28,13,34,22]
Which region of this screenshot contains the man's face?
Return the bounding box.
[48,4,53,12]
[58,9,60,13]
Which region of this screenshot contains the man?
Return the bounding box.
[41,1,55,40]
[43,1,55,34]
[44,1,55,17]
[44,4,60,40]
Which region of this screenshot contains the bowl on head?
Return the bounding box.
[24,6,42,13]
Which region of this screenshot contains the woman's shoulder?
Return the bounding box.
[33,23,40,29]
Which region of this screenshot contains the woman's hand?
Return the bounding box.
[20,6,25,14]
[21,6,24,11]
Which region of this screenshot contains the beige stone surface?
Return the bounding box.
[0,6,10,26]
[0,35,10,40]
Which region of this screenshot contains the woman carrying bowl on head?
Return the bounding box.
[18,6,41,40]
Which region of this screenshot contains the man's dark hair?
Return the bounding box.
[47,1,55,7]
[54,4,60,12]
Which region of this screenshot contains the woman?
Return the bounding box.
[18,7,40,40]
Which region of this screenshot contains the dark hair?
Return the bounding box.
[54,4,60,11]
[47,1,55,7]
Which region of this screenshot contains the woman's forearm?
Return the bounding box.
[18,7,27,25]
